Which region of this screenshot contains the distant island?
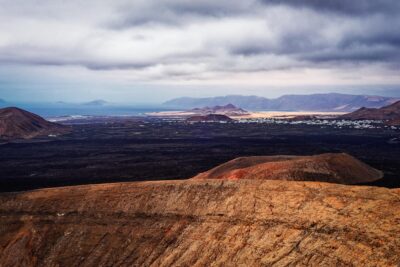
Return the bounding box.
[164,93,399,112]
[82,100,109,106]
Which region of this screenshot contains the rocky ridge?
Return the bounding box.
[0,180,399,266]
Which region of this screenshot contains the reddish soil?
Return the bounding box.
[192,153,383,184]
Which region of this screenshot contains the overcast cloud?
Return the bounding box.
[0,0,399,102]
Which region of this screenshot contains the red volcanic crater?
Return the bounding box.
[192,153,383,184]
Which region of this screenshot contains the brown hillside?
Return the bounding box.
[192,153,383,184]
[0,107,70,139]
[0,180,399,266]
[340,100,400,121]
[388,118,400,126]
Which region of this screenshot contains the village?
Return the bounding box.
[236,118,398,130]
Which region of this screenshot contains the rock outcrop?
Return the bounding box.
[0,107,70,139]
[0,180,399,266]
[192,153,383,184]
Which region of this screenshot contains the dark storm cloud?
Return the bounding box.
[302,18,400,65]
[260,0,400,15]
[338,30,400,51]
[109,1,251,28]
[0,0,400,81]
[0,56,151,71]
[228,0,400,68]
[0,44,153,71]
[230,34,400,68]
[84,62,152,70]
[302,47,399,64]
[230,31,317,56]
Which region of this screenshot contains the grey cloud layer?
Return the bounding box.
[261,0,400,15]
[0,0,399,80]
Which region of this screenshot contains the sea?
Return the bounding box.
[1,102,174,120]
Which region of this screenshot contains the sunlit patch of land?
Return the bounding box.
[147,110,346,119]
[232,111,346,119]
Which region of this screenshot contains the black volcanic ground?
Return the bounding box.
[0,118,399,192]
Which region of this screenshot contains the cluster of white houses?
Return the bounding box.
[157,116,399,130]
[236,118,398,130]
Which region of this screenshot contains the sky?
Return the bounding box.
[0,0,400,103]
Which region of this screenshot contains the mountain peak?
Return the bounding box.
[0,107,70,139]
[341,99,400,122]
[387,100,400,108]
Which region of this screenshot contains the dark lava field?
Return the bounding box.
[1,119,399,192]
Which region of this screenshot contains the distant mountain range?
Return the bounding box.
[341,100,400,125]
[164,93,400,112]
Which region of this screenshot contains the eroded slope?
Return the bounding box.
[0,180,399,266]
